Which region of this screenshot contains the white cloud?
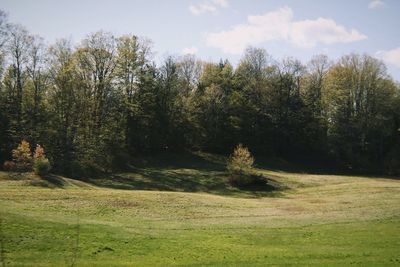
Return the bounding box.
[206,6,367,54]
[376,47,400,68]
[189,0,229,15]
[290,18,367,47]
[368,0,385,9]
[213,0,229,7]
[182,46,199,55]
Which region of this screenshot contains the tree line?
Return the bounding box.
[0,10,399,176]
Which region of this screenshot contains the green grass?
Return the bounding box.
[0,152,399,266]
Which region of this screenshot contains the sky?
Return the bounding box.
[1,0,400,80]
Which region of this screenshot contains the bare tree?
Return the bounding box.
[0,10,8,49]
[237,46,271,80]
[26,35,48,141]
[75,31,116,138]
[4,24,32,126]
[0,10,9,87]
[178,54,202,95]
[115,34,152,146]
[306,54,331,115]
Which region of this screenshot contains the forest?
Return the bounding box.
[0,10,399,177]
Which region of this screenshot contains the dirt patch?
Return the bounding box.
[280,205,307,213]
[108,199,139,208]
[308,199,327,204]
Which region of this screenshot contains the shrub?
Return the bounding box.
[33,144,51,176]
[34,144,45,159]
[12,140,33,171]
[33,157,51,176]
[227,144,255,186]
[3,160,16,171]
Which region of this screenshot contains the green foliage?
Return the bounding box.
[33,144,51,176]
[227,144,255,185]
[0,11,399,175]
[33,157,51,176]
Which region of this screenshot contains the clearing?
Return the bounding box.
[0,152,399,266]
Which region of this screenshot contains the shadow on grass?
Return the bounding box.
[130,151,227,172]
[89,171,284,198]
[0,152,286,197]
[255,156,344,175]
[84,152,285,198]
[256,158,400,182]
[2,172,67,189]
[29,174,67,188]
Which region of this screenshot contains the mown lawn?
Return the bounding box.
[0,153,399,266]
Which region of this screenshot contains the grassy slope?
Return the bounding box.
[0,152,399,266]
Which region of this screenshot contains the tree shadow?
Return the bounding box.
[3,152,285,197]
[255,156,340,175]
[29,174,66,188]
[85,152,284,198]
[88,170,284,198]
[131,151,227,172]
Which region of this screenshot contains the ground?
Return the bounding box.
[0,152,399,266]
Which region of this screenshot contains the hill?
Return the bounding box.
[0,152,399,266]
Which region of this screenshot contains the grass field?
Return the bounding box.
[0,152,399,266]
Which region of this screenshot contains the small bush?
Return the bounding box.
[3,160,16,171]
[33,144,52,176]
[12,140,33,171]
[227,144,255,186]
[34,144,45,159]
[34,157,51,176]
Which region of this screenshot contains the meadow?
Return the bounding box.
[0,152,399,266]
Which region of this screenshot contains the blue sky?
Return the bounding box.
[1,0,400,80]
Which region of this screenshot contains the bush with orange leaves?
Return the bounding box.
[12,140,33,171]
